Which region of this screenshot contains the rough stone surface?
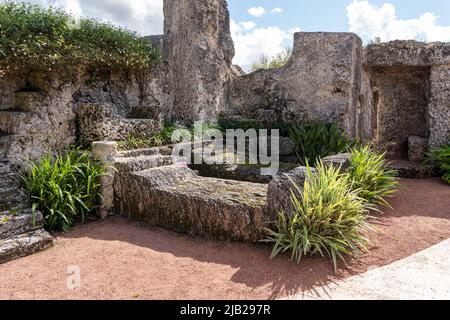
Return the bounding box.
[267,167,316,220]
[387,159,440,179]
[322,153,351,170]
[0,157,54,264]
[164,0,235,123]
[191,162,298,184]
[0,229,54,264]
[367,66,430,157]
[116,165,269,241]
[408,136,429,162]
[91,141,119,163]
[429,66,450,149]
[225,32,364,138]
[365,41,450,154]
[77,103,161,146]
[0,69,167,167]
[365,41,450,67]
[279,137,296,156]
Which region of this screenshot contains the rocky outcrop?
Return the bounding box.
[267,167,315,220]
[225,32,364,138]
[163,0,235,123]
[322,153,351,170]
[408,136,429,162]
[77,103,161,146]
[365,41,450,155]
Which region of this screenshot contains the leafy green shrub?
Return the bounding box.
[250,48,292,72]
[425,145,450,184]
[265,163,373,270]
[288,123,355,165]
[347,146,398,207]
[21,149,107,232]
[0,2,160,75]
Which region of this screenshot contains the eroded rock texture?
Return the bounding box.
[115,165,269,241]
[225,32,364,138]
[365,41,450,155]
[164,0,235,124]
[0,69,166,167]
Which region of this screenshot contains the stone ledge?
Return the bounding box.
[0,229,54,264]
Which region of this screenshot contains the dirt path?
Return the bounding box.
[0,178,449,300]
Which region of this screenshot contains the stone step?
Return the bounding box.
[0,228,54,264]
[118,145,172,158]
[114,154,173,173]
[0,188,30,212]
[0,111,32,135]
[0,209,44,240]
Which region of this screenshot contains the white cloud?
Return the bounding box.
[271,7,284,14]
[18,0,164,35]
[347,0,450,42]
[240,21,256,31]
[248,6,267,18]
[231,20,299,68]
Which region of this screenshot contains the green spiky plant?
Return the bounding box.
[265,162,374,271]
[425,145,450,184]
[347,146,398,207]
[21,149,107,232]
[288,123,355,165]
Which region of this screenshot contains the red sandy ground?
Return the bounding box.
[0,178,449,300]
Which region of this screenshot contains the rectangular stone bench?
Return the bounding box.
[115,165,269,241]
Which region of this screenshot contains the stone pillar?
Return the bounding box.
[163,0,235,124]
[91,141,118,219]
[429,66,450,149]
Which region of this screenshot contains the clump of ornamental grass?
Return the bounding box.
[21,149,107,232]
[265,162,375,271]
[347,146,398,207]
[424,145,450,184]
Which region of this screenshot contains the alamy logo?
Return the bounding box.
[66,265,81,289]
[170,122,280,177]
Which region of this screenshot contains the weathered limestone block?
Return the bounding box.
[116,165,268,241]
[164,0,235,123]
[267,167,316,220]
[365,41,450,67]
[429,66,450,149]
[322,153,351,170]
[0,229,54,264]
[408,136,429,162]
[226,32,364,138]
[77,103,161,145]
[365,41,450,155]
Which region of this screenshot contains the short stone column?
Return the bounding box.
[91,141,118,219]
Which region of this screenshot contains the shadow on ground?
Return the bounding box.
[58,178,450,299]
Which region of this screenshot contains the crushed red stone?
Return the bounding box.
[0,178,449,300]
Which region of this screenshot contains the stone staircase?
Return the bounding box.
[0,102,54,264]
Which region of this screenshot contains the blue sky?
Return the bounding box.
[228,0,450,66]
[228,0,450,33]
[3,0,450,67]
